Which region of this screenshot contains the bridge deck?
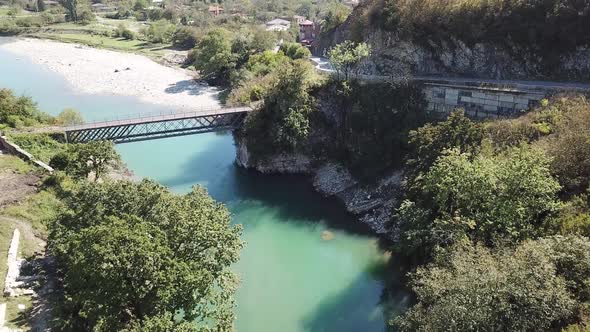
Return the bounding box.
[65,106,253,144]
[66,106,252,132]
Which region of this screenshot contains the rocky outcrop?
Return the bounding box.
[235,139,313,174]
[235,142,402,235]
[317,5,590,81]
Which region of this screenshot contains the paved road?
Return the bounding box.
[310,57,590,91]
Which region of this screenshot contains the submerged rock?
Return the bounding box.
[321,231,334,241]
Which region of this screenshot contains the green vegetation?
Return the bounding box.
[50,141,121,181]
[391,95,590,330]
[0,154,34,173]
[327,41,370,81]
[0,89,244,331]
[238,59,324,157]
[397,144,561,256]
[49,180,242,331]
[2,189,63,234]
[54,108,84,126]
[395,238,589,331]
[7,133,65,163]
[0,89,52,129]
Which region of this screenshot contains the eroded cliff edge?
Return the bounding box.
[236,137,402,235]
[233,82,414,236]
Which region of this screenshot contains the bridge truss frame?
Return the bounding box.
[65,110,249,144]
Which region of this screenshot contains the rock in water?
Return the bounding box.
[321,231,334,241]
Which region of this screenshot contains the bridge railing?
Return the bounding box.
[65,105,252,131]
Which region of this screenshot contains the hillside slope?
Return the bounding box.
[317,0,590,81]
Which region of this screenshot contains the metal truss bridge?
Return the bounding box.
[64,106,252,144]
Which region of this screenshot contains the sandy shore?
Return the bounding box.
[0,38,221,110]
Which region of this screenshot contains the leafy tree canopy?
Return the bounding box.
[397,145,562,255]
[394,237,589,331]
[49,180,243,331]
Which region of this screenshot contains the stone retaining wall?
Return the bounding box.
[0,134,54,173]
[424,83,546,118]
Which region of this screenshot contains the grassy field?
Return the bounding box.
[1,190,62,236]
[0,154,34,174]
[30,31,173,59]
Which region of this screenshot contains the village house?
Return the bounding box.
[298,19,318,45]
[293,15,306,24]
[208,5,223,16]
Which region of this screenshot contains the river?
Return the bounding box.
[0,38,407,332]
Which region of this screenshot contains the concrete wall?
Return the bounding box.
[424,83,546,118]
[0,133,54,173]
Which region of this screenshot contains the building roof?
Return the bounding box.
[299,19,314,26]
[266,18,290,26]
[208,5,223,11]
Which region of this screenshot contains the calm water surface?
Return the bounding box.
[0,38,404,332]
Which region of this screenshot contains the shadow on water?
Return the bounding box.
[160,134,377,236]
[302,257,412,332]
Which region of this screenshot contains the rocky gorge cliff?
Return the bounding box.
[316,0,590,81]
[234,84,408,236]
[236,137,402,235]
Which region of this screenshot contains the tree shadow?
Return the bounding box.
[300,259,412,332]
[162,139,379,235]
[164,79,217,96]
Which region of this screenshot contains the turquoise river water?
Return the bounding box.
[0,38,407,332]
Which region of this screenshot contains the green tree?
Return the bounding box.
[320,3,351,32]
[192,29,237,84]
[144,19,175,43]
[172,26,198,49]
[280,42,311,60]
[54,108,84,126]
[0,88,52,128]
[327,41,371,81]
[59,0,78,21]
[49,180,243,331]
[37,0,46,12]
[59,0,93,22]
[51,141,121,181]
[397,145,562,255]
[406,109,484,184]
[239,59,323,156]
[394,240,578,331]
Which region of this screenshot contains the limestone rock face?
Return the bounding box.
[235,139,313,174]
[316,9,590,81]
[235,139,403,235]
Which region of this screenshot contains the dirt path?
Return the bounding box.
[0,172,39,208]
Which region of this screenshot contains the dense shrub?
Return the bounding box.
[395,238,587,331]
[8,133,66,163]
[115,23,135,40]
[172,26,198,49]
[238,60,323,158]
[279,42,311,60]
[397,145,561,255]
[142,19,175,43]
[0,89,52,128]
[339,81,428,178]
